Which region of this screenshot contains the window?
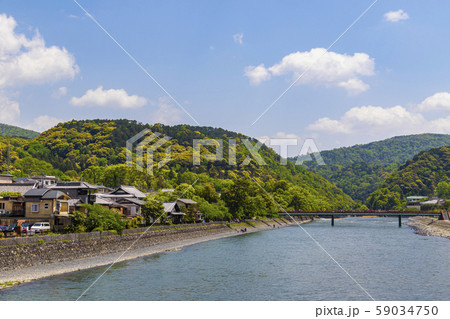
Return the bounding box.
[0,203,4,210]
[31,204,39,213]
[44,203,49,209]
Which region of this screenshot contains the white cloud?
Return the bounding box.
[384,10,409,22]
[151,97,184,125]
[0,14,79,88]
[233,33,244,45]
[0,95,20,124]
[417,92,450,111]
[70,86,147,108]
[307,91,450,146]
[26,115,63,132]
[307,117,352,134]
[429,116,450,133]
[245,48,375,94]
[52,86,67,99]
[244,64,271,85]
[308,105,425,136]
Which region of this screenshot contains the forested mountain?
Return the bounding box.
[300,134,450,167]
[291,134,450,202]
[0,119,357,213]
[0,123,39,139]
[382,146,450,197]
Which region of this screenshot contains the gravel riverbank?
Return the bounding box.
[0,218,310,288]
[406,216,450,239]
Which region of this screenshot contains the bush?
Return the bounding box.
[83,204,126,234]
[65,205,127,234]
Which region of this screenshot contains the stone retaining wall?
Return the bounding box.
[0,223,232,271]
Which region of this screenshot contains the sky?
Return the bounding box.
[0,0,450,155]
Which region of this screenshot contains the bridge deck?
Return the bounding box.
[278,210,442,217]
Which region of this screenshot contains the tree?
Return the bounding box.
[197,183,219,203]
[65,211,87,233]
[175,183,195,199]
[222,178,251,219]
[82,204,126,234]
[437,181,450,199]
[142,198,165,224]
[366,188,405,210]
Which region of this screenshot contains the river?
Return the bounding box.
[0,217,448,300]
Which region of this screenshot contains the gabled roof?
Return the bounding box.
[163,202,177,213]
[115,197,145,205]
[23,188,69,200]
[41,190,67,200]
[94,195,117,206]
[24,188,49,197]
[110,186,146,199]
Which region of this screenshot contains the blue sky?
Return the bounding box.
[0,0,449,153]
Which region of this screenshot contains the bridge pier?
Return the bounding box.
[398,215,402,228]
[331,215,335,227]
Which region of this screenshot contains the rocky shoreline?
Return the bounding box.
[0,217,310,288]
[406,216,450,239]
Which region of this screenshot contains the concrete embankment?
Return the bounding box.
[406,216,450,239]
[0,217,312,286]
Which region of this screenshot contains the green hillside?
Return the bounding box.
[382,146,450,197]
[0,123,39,139]
[301,134,450,167]
[1,119,357,216]
[291,134,450,202]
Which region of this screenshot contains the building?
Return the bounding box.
[163,199,200,224]
[32,175,58,187]
[48,182,100,205]
[24,189,70,219]
[0,192,25,217]
[0,174,13,184]
[420,198,446,207]
[163,201,185,224]
[94,185,146,217]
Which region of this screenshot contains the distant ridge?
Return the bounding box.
[0,123,39,139]
[293,133,450,167]
[289,133,450,202]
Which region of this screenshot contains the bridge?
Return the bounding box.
[278,210,448,227]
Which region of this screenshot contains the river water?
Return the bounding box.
[0,218,448,300]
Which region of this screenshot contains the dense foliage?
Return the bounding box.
[0,123,39,139]
[365,188,406,210]
[65,204,127,234]
[298,134,450,167]
[381,147,450,197]
[1,120,357,223]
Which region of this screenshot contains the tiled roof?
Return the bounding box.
[49,182,100,190]
[111,186,146,199]
[24,188,49,197]
[163,202,177,213]
[116,197,145,205]
[41,190,67,199]
[0,184,36,195]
